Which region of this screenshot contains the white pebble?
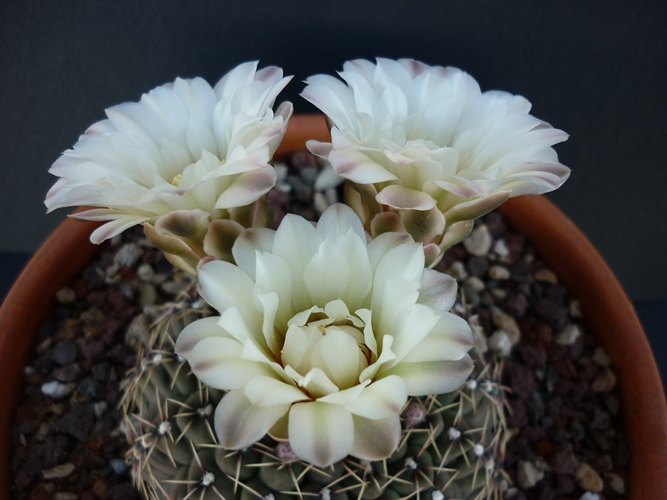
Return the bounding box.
[556,324,581,345]
[324,188,338,205]
[41,381,74,399]
[274,162,289,182]
[464,276,485,292]
[42,463,76,479]
[114,242,143,267]
[448,261,468,281]
[517,460,544,489]
[314,163,344,191]
[579,493,600,500]
[491,307,522,344]
[463,225,493,256]
[488,330,512,357]
[493,238,510,258]
[488,265,510,280]
[313,191,329,214]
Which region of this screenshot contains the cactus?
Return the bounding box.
[122,301,508,500]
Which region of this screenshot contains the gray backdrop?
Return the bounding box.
[1,0,665,301]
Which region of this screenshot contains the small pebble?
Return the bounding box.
[488,265,511,280]
[579,493,599,500]
[489,330,512,358]
[575,463,604,492]
[592,347,611,367]
[313,191,329,214]
[42,462,76,479]
[591,369,617,393]
[464,276,486,292]
[534,268,558,284]
[463,224,493,256]
[54,493,78,500]
[517,460,544,488]
[55,287,77,305]
[125,314,150,347]
[493,238,510,258]
[604,472,625,494]
[491,307,522,345]
[41,381,74,399]
[448,261,468,281]
[114,242,143,267]
[556,324,581,346]
[51,340,77,366]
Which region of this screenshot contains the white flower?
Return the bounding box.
[45,61,293,244]
[175,204,473,467]
[302,58,570,252]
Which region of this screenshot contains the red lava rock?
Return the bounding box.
[505,292,529,317]
[550,444,580,474]
[534,440,554,457]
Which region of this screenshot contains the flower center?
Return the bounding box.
[281,302,371,391]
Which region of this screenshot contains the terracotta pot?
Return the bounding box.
[1,114,665,499]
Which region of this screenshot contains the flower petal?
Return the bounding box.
[380,355,474,396]
[187,336,274,390]
[375,185,437,211]
[244,376,310,406]
[288,402,354,467]
[346,375,408,420]
[215,389,289,449]
[351,413,402,461]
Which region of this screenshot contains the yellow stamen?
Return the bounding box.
[171,173,182,186]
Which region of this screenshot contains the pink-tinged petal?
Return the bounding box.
[288,402,354,467]
[188,336,274,390]
[306,139,334,159]
[418,268,458,314]
[244,376,309,407]
[214,165,277,210]
[351,413,402,461]
[215,389,290,449]
[380,355,474,396]
[375,185,437,211]
[329,149,398,184]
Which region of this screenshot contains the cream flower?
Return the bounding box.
[45,61,293,245]
[302,58,570,260]
[175,204,473,467]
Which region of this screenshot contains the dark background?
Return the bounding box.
[1,1,665,381]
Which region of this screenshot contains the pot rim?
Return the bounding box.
[0,114,664,498]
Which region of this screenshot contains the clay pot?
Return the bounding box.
[1,114,665,499]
